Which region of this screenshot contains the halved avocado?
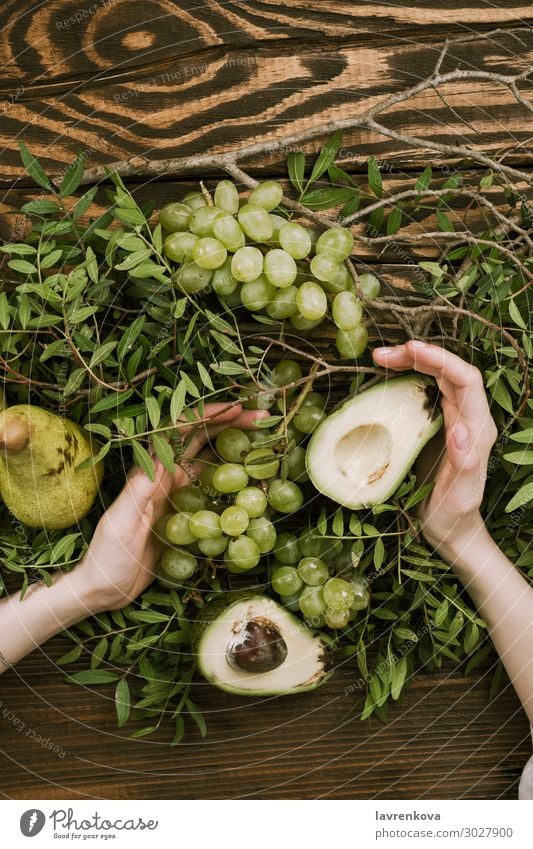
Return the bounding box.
[192,591,331,696]
[306,374,442,509]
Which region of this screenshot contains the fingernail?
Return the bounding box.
[453,423,471,450]
[373,347,395,355]
[409,340,427,348]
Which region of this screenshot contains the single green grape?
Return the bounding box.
[188,205,224,237]
[188,509,223,540]
[214,180,240,215]
[283,446,308,482]
[324,607,351,629]
[182,191,207,210]
[323,577,356,611]
[165,511,197,545]
[294,404,325,434]
[269,213,288,246]
[290,313,322,331]
[350,573,370,611]
[216,428,251,463]
[212,214,246,252]
[358,272,381,299]
[271,359,302,388]
[271,565,304,596]
[212,257,240,296]
[265,286,298,320]
[240,275,276,312]
[235,486,268,518]
[197,534,229,557]
[152,512,174,544]
[246,516,276,553]
[278,222,312,259]
[163,231,198,263]
[264,249,298,288]
[159,202,191,232]
[192,236,227,270]
[239,382,275,411]
[320,261,351,294]
[238,203,274,242]
[297,556,329,586]
[298,530,325,558]
[273,532,301,565]
[298,585,326,619]
[336,326,368,359]
[310,253,341,285]
[248,180,283,211]
[174,261,213,293]
[231,246,264,283]
[315,227,354,262]
[221,288,242,308]
[286,421,307,446]
[281,592,302,612]
[225,535,261,572]
[170,483,206,513]
[156,548,198,587]
[301,391,326,409]
[267,479,304,513]
[212,463,249,493]
[295,281,328,321]
[220,505,250,536]
[321,537,343,560]
[332,291,363,330]
[244,447,280,480]
[199,463,217,492]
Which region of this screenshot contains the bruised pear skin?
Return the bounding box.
[0,405,104,529]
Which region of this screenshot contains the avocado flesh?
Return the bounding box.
[306,375,442,509]
[193,593,330,696]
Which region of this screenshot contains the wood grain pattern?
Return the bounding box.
[0,30,532,183]
[0,639,530,800]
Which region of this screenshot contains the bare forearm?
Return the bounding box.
[0,569,96,673]
[435,520,533,724]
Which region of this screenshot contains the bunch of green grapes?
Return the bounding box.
[269,529,370,630]
[159,180,380,359]
[153,423,308,588]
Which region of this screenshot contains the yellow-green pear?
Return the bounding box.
[0,405,104,529]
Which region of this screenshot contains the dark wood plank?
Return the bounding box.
[0,1,531,86]
[0,638,530,799]
[0,30,532,183]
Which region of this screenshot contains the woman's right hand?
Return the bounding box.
[372,340,498,554]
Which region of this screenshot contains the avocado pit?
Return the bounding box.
[226,616,288,674]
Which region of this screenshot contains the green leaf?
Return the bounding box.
[59,151,86,198]
[414,166,432,192]
[72,186,97,220]
[391,656,408,700]
[117,314,145,360]
[509,299,527,330]
[386,207,402,235]
[115,678,131,727]
[197,361,215,391]
[367,156,382,198]
[89,341,118,369]
[436,210,454,232]
[170,714,185,746]
[505,482,533,513]
[170,381,187,424]
[402,569,434,582]
[287,151,306,195]
[373,536,385,569]
[75,440,111,471]
[186,700,207,738]
[307,130,343,186]
[114,207,146,227]
[145,395,161,429]
[21,199,61,215]
[19,141,53,190]
[151,433,175,473]
[7,259,37,275]
[503,450,533,465]
[57,645,83,666]
[510,428,533,444]
[40,248,63,269]
[131,440,156,481]
[67,670,119,685]
[91,637,109,669]
[332,508,344,536]
[63,368,86,396]
[488,378,514,414]
[300,187,354,210]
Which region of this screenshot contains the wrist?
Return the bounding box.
[52,566,101,625]
[426,514,497,570]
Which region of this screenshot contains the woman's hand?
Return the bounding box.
[75,403,266,613]
[372,340,498,553]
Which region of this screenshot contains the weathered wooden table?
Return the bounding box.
[0,1,532,800]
